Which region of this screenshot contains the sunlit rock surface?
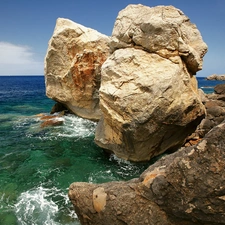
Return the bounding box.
[45,18,110,121]
[95,4,207,161]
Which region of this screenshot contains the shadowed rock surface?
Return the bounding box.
[185,83,225,146]
[69,121,225,225]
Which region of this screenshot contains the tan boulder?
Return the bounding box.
[111,4,207,74]
[44,18,110,121]
[95,48,206,161]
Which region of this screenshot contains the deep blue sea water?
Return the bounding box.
[0,76,224,225]
[197,77,225,94]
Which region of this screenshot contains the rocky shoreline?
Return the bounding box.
[43,3,225,225]
[68,84,225,225]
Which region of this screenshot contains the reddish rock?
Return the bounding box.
[40,119,64,128]
[45,18,110,121]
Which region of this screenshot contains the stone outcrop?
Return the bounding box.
[69,121,225,225]
[206,74,225,80]
[185,84,225,146]
[95,4,207,161]
[44,18,110,121]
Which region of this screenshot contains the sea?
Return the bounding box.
[0,76,224,225]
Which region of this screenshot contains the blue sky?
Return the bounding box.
[0,0,224,76]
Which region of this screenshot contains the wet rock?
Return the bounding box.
[40,118,64,128]
[38,113,64,128]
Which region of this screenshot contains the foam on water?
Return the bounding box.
[14,186,79,225]
[57,114,96,138]
[12,114,96,141]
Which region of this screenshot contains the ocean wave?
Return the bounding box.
[57,114,96,138]
[14,186,79,225]
[12,114,96,141]
[200,86,214,89]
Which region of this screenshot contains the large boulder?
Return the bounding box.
[95,4,207,162]
[69,121,225,225]
[44,18,110,121]
[111,4,207,74]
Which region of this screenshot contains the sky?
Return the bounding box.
[0,0,224,77]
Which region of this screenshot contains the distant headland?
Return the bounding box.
[206,74,225,80]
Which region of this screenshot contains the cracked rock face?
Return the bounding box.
[44,18,110,121]
[111,4,207,74]
[95,48,205,162]
[95,4,207,161]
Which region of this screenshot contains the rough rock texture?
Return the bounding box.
[111,4,207,74]
[214,84,225,95]
[95,4,207,161]
[95,48,205,161]
[206,74,225,80]
[44,18,110,121]
[69,121,225,225]
[185,84,225,146]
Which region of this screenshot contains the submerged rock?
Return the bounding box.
[95,4,207,161]
[69,121,225,225]
[37,113,64,128]
[44,18,110,121]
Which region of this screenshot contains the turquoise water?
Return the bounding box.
[0,76,152,225]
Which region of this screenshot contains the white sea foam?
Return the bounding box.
[15,114,96,141]
[14,186,79,225]
[57,114,96,138]
[109,154,133,165]
[88,169,118,183]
